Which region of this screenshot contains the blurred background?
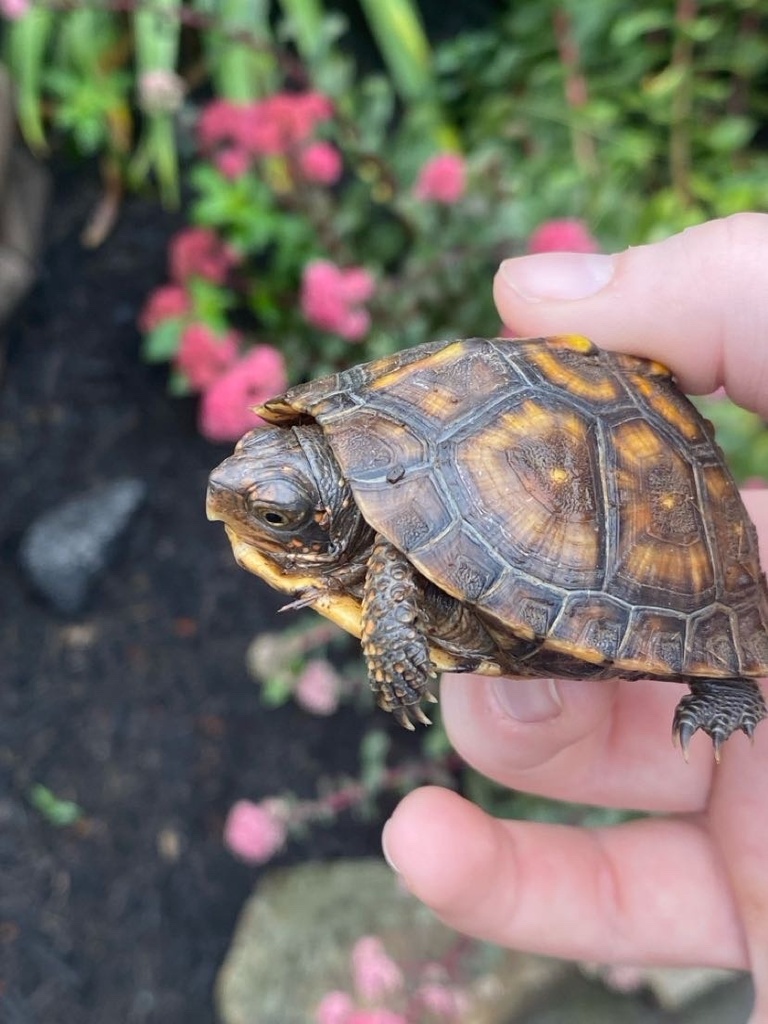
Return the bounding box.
[1,1,767,1021]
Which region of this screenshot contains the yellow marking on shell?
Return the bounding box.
[630,374,701,441]
[529,346,620,402]
[548,334,596,353]
[617,419,664,459]
[550,466,569,485]
[369,340,464,395]
[540,633,608,665]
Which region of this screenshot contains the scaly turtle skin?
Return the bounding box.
[206,335,768,758]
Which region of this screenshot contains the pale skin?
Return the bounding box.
[382,214,768,1023]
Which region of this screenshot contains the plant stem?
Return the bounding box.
[552,6,597,177]
[669,0,697,204]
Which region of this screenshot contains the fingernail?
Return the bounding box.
[499,253,615,301]
[381,819,400,873]
[491,677,562,723]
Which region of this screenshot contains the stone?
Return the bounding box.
[19,478,147,614]
[215,858,569,1024]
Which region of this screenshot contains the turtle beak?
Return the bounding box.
[206,475,233,522]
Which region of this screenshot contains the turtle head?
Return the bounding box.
[206,423,370,574]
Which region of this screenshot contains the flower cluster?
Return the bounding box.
[300,260,376,342]
[315,936,469,1023]
[224,798,290,864]
[138,226,287,441]
[413,153,466,205]
[198,91,342,183]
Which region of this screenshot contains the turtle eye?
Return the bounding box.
[261,509,290,527]
[244,479,316,533]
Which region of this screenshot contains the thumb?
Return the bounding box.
[494,213,768,415]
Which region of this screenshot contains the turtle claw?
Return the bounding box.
[673,679,768,761]
[393,707,416,731]
[392,703,432,730]
[674,720,694,762]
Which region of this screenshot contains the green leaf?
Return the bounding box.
[28,784,83,827]
[141,318,183,363]
[167,368,192,396]
[7,8,57,152]
[610,9,671,47]
[705,116,755,153]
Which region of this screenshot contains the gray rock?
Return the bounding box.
[19,478,147,614]
[215,858,569,1024]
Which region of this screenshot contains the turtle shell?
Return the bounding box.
[259,335,768,681]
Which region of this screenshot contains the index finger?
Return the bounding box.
[494,213,768,415]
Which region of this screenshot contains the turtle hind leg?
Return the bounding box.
[361,534,437,729]
[673,678,767,761]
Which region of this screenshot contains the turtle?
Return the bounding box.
[206,334,768,757]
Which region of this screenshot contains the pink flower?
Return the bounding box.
[174,323,240,391]
[351,937,403,1004]
[301,260,375,341]
[224,798,289,864]
[315,991,355,1024]
[300,142,343,185]
[169,227,237,285]
[347,1012,407,1024]
[527,218,599,254]
[200,345,288,442]
[198,99,248,150]
[138,285,190,332]
[0,0,30,18]
[198,93,334,161]
[413,153,466,204]
[215,145,253,180]
[137,69,184,114]
[295,660,342,716]
[416,982,470,1018]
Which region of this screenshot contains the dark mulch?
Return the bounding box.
[0,168,383,1024]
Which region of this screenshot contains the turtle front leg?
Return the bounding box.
[361,534,437,729]
[673,678,767,760]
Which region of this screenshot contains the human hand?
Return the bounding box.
[383,214,768,1021]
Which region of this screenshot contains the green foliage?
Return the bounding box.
[697,396,768,483]
[28,784,84,827]
[434,0,768,245]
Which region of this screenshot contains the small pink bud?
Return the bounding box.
[223,798,289,864]
[295,660,342,716]
[174,324,240,391]
[300,141,343,185]
[527,218,599,254]
[413,153,466,204]
[138,285,190,332]
[315,990,356,1024]
[351,937,403,1004]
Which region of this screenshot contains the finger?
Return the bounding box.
[708,713,768,1000]
[440,491,768,814]
[440,673,714,813]
[383,786,747,969]
[493,213,768,413]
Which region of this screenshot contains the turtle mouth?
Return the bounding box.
[205,480,230,522]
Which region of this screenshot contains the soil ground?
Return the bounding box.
[0,167,383,1024]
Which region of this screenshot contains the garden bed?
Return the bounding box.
[0,166,384,1024]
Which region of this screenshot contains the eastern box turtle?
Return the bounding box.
[207,335,768,757]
